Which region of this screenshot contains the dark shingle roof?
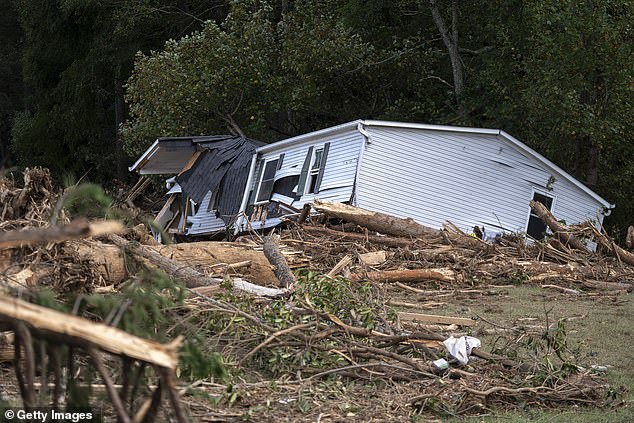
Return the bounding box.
[175,135,262,223]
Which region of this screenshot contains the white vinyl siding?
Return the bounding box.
[187,190,228,235]
[251,129,364,208]
[356,126,605,234]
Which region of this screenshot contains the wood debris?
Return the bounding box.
[0,169,631,420]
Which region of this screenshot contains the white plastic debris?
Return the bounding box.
[443,335,481,365]
[433,358,449,370]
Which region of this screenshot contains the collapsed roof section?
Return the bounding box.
[130,135,265,237]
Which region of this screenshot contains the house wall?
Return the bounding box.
[187,190,228,235]
[249,128,365,209]
[356,126,605,234]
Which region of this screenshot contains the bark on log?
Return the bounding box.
[67,239,281,286]
[0,219,124,248]
[353,268,459,283]
[0,295,181,369]
[529,201,588,251]
[312,200,439,239]
[150,242,279,285]
[577,222,634,267]
[626,226,634,249]
[263,235,297,288]
[581,280,633,292]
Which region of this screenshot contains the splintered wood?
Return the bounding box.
[0,295,180,369]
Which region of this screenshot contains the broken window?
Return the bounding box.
[297,143,331,195]
[255,159,279,203]
[526,192,554,240]
[306,147,324,194]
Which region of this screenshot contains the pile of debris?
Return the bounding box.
[0,168,631,421]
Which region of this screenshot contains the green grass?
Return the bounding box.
[432,285,634,422]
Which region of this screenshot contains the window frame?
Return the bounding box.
[253,158,279,205]
[305,146,325,195]
[524,188,557,240]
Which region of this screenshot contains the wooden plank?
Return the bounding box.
[397,311,476,327]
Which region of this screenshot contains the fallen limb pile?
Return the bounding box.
[0,169,629,420]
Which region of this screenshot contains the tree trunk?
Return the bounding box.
[312,200,439,239]
[529,201,588,251]
[352,268,459,283]
[0,296,181,369]
[106,235,288,296]
[263,235,297,288]
[428,0,465,116]
[114,77,126,180]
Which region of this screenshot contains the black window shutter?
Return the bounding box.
[296,146,314,194]
[277,153,285,170]
[247,159,265,205]
[313,142,330,193]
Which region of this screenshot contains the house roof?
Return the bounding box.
[256,119,613,209]
[129,135,266,175]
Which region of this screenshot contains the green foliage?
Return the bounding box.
[5,0,633,236]
[57,183,113,220]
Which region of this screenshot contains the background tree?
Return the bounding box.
[11,0,228,180]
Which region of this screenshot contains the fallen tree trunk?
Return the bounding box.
[397,312,476,327]
[302,225,415,248]
[352,268,459,283]
[0,295,180,369]
[577,222,634,267]
[0,219,123,248]
[150,242,280,285]
[106,235,286,296]
[263,235,296,288]
[312,200,439,239]
[529,201,588,251]
[67,239,281,285]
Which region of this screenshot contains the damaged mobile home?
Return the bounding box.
[234,120,613,238]
[132,120,613,240]
[129,135,264,239]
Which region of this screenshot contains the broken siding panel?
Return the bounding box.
[357,127,605,234]
[257,130,364,205]
[188,191,228,235]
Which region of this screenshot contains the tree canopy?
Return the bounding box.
[3,0,633,237]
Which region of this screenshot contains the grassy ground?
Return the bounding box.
[424,285,634,422]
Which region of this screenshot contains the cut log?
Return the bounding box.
[0,295,180,369]
[353,268,459,283]
[263,235,296,288]
[107,235,287,297]
[581,279,633,292]
[65,241,128,284]
[0,219,124,248]
[359,251,387,266]
[397,312,476,327]
[529,201,587,251]
[67,239,281,286]
[312,200,439,239]
[150,242,279,285]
